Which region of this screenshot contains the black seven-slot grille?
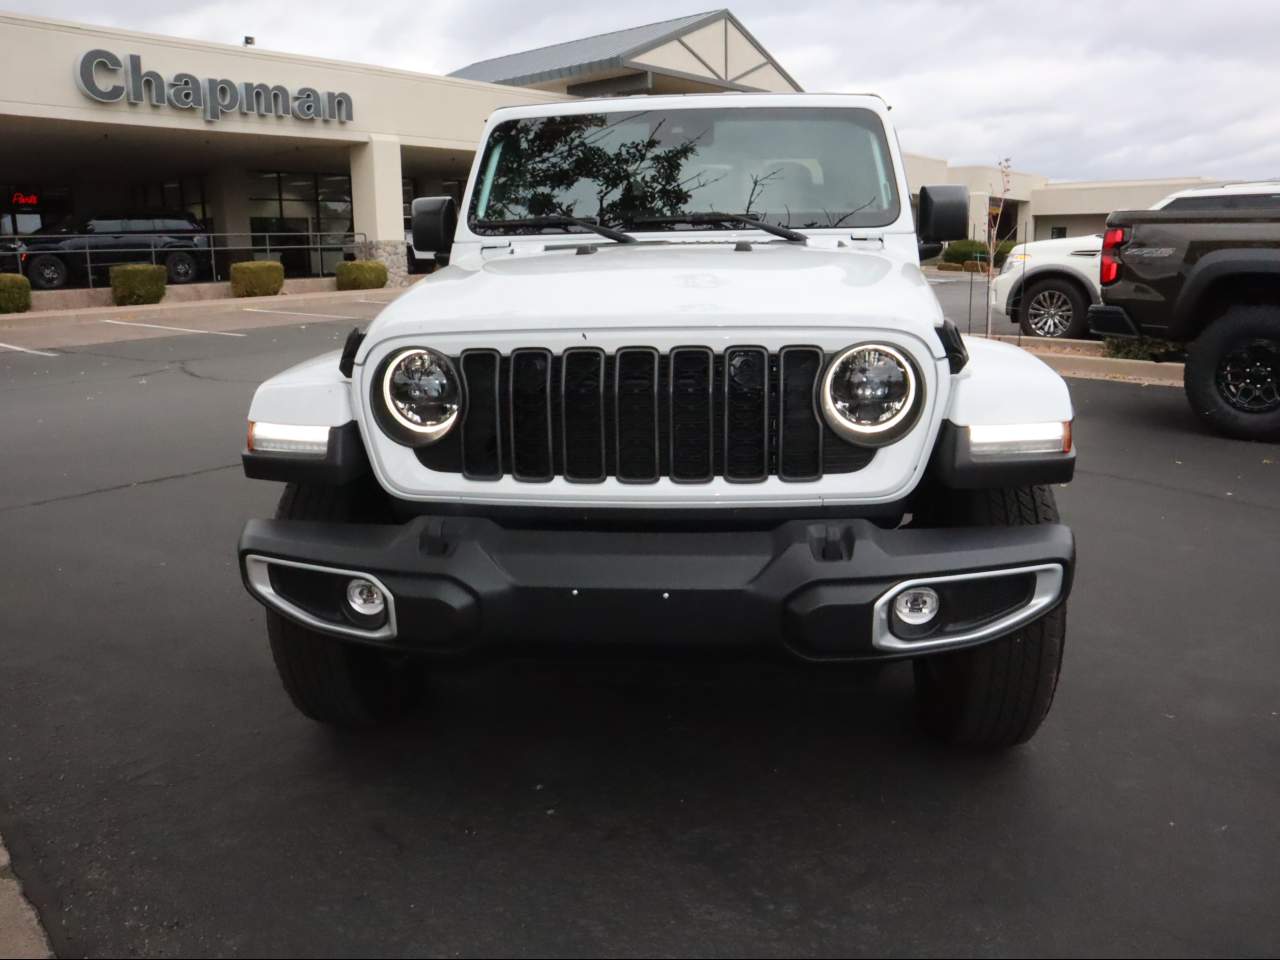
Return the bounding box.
[416,347,875,483]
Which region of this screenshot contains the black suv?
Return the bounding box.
[13,213,211,290]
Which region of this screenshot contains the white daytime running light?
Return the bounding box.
[248,421,330,456]
[968,422,1070,456]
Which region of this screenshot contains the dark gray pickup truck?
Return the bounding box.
[1089,207,1280,441]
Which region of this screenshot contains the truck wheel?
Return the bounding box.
[912,486,1067,748]
[265,482,424,728]
[1184,305,1280,441]
[1019,278,1088,339]
[165,251,198,284]
[27,254,68,290]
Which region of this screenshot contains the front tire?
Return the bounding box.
[27,254,68,290]
[165,250,198,284]
[912,486,1067,748]
[265,482,424,728]
[1183,305,1280,441]
[1019,278,1089,339]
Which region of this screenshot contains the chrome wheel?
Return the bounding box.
[1216,339,1280,413]
[1026,289,1074,337]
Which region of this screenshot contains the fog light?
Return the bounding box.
[893,586,940,626]
[346,578,385,617]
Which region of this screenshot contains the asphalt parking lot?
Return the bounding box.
[1,290,1278,957]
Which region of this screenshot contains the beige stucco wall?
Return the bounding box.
[1030,178,1223,216]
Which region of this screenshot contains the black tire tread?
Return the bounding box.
[914,485,1066,748]
[1183,304,1280,442]
[265,482,422,728]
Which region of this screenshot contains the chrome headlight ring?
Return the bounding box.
[373,347,462,446]
[820,342,924,447]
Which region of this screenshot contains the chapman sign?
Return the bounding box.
[76,49,354,124]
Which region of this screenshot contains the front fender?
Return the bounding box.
[945,337,1074,426]
[247,350,355,426]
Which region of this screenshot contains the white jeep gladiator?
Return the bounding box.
[238,94,1077,748]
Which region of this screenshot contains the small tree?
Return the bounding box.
[985,157,1013,336]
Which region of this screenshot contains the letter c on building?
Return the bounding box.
[77,49,125,102]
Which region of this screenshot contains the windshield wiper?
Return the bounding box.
[626,212,807,242]
[472,215,636,244]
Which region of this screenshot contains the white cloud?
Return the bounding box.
[12,0,1279,181]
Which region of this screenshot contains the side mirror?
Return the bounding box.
[411,196,458,266]
[917,185,969,243]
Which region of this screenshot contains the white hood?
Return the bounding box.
[366,241,944,344]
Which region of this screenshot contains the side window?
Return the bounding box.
[1050,226,1067,239]
[125,219,158,232]
[157,218,194,231]
[92,219,124,233]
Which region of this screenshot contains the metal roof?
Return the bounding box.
[447,9,795,90]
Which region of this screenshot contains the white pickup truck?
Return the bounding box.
[237,93,1077,748]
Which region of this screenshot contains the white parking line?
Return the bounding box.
[240,308,362,321]
[355,299,391,305]
[0,341,58,357]
[101,319,246,337]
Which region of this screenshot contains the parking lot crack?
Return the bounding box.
[0,463,240,514]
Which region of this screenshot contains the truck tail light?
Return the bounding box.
[1100,226,1128,285]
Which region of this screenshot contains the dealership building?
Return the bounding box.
[0,9,1226,285]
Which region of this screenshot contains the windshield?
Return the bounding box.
[468,106,900,235]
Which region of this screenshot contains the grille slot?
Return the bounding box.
[778,347,823,481]
[418,347,877,482]
[509,349,553,481]
[460,350,502,480]
[561,348,606,482]
[615,348,660,483]
[669,347,714,482]
[723,347,769,482]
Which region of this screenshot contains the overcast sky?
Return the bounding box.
[11,0,1279,182]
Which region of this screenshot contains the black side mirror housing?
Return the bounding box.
[411,196,458,266]
[917,185,969,243]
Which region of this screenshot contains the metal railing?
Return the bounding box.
[1,230,369,289]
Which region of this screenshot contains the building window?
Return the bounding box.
[1050,226,1067,239]
[247,171,354,277]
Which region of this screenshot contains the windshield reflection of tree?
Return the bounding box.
[484,113,870,232]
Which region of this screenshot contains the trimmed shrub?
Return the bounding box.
[335,259,388,291]
[963,260,986,273]
[942,239,987,264]
[231,260,284,298]
[0,273,32,314]
[935,262,964,272]
[109,264,166,306]
[995,239,1016,268]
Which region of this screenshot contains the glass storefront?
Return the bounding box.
[248,171,354,277]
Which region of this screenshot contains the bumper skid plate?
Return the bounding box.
[239,516,1074,661]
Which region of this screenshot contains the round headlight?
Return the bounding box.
[820,343,922,446]
[379,347,460,443]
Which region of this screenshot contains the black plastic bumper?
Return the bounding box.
[1088,304,1140,338]
[239,515,1074,662]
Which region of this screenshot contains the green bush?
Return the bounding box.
[995,239,1016,267]
[935,262,963,272]
[230,260,284,298]
[942,239,986,264]
[0,273,32,314]
[335,259,388,291]
[109,264,166,306]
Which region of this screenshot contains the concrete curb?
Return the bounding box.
[0,837,52,959]
[0,283,410,326]
[1035,352,1183,386]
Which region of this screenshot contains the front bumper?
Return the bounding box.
[239,515,1074,662]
